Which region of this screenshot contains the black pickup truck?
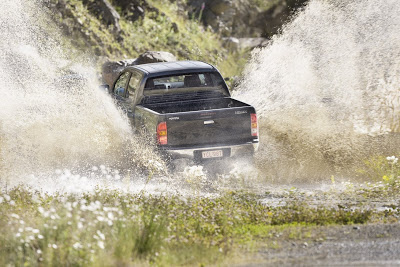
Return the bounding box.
[107,61,259,161]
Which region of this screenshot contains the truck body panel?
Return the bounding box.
[109,61,259,160]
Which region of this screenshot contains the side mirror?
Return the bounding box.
[99,84,110,93]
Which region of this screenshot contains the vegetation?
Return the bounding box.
[46,0,249,79]
[250,0,282,11]
[0,180,398,266]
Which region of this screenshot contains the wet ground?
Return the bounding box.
[236,223,400,266]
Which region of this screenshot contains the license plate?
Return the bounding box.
[202,150,223,159]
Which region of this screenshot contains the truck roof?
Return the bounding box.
[130,61,216,77]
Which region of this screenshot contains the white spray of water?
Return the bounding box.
[3,0,398,192]
[235,0,400,181]
[238,0,400,134]
[0,0,165,188]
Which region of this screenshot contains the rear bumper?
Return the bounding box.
[162,141,259,160]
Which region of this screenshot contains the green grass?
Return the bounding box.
[0,187,396,266]
[250,0,282,12]
[47,0,249,79]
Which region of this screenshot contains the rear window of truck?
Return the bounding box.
[143,72,229,97]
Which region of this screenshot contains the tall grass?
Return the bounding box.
[0,186,395,266]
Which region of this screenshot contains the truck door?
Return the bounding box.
[113,71,133,116]
[126,70,143,127]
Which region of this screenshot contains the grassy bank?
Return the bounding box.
[46,0,249,79]
[0,184,398,266]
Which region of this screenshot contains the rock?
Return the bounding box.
[222,37,240,51]
[111,0,148,22]
[135,51,177,65]
[125,5,146,22]
[171,22,179,33]
[189,0,261,37]
[210,0,231,15]
[238,37,269,50]
[102,59,136,86]
[84,0,121,34]
[101,51,177,86]
[188,0,308,38]
[222,37,268,51]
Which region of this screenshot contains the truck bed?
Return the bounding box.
[142,98,249,114]
[139,98,256,148]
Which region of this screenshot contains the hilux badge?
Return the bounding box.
[235,110,247,114]
[168,117,180,120]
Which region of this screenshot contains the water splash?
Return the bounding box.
[235,0,400,181]
[0,0,165,185]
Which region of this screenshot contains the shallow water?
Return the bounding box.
[0,0,400,194]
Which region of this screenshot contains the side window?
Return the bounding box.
[127,71,142,99]
[114,72,131,97]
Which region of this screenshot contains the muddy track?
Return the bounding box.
[235,223,400,266]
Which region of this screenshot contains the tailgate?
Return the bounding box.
[165,107,256,148]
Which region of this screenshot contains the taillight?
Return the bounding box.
[251,113,258,137]
[157,122,168,145]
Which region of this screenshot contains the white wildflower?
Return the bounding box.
[9,200,15,206]
[37,249,42,254]
[32,229,39,234]
[38,234,44,239]
[38,207,45,214]
[0,196,3,203]
[387,156,399,164]
[16,233,21,237]
[97,241,105,249]
[73,242,83,249]
[4,194,10,201]
[52,244,58,249]
[96,230,105,240]
[10,213,20,219]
